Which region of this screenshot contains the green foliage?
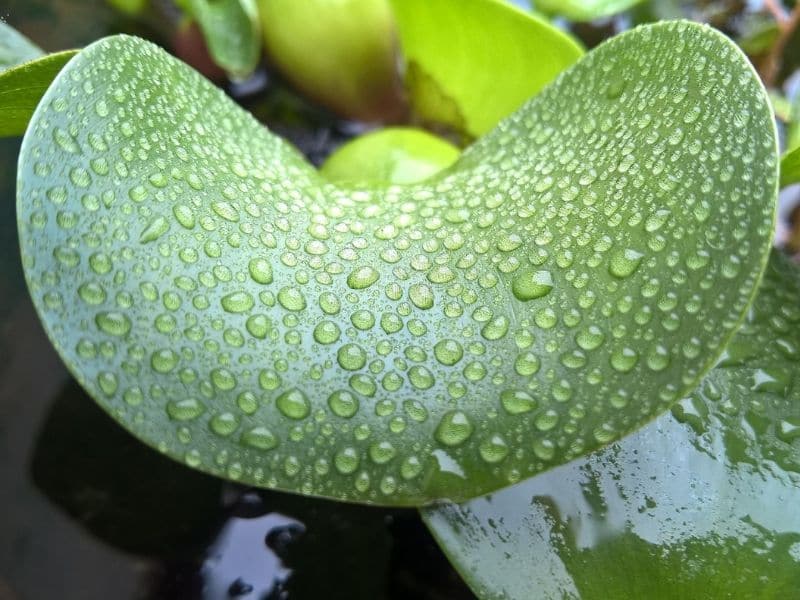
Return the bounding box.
[320,127,460,186]
[0,20,43,71]
[188,0,261,79]
[16,21,777,506]
[390,0,583,137]
[0,50,77,137]
[781,146,800,187]
[257,0,403,121]
[534,0,645,21]
[423,250,800,599]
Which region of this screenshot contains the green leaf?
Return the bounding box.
[257,0,404,122]
[17,22,777,505]
[188,0,261,79]
[0,50,78,138]
[0,21,43,72]
[106,0,150,16]
[423,250,800,599]
[533,0,645,21]
[320,127,460,186]
[390,0,583,138]
[781,146,800,187]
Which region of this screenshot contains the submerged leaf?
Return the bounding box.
[423,251,800,599]
[0,50,78,137]
[0,21,43,72]
[320,127,460,186]
[390,0,583,137]
[188,0,261,79]
[17,22,777,505]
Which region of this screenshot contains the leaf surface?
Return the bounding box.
[188,0,261,79]
[0,50,78,137]
[390,0,583,137]
[423,250,800,599]
[320,127,460,186]
[17,22,777,505]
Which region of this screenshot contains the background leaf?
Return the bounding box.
[422,250,800,600]
[320,127,460,186]
[0,20,43,72]
[0,50,78,137]
[16,22,776,506]
[257,0,404,122]
[533,0,645,22]
[188,0,261,79]
[390,0,583,138]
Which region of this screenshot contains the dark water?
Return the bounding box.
[0,2,475,598]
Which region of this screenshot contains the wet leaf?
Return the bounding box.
[320,127,460,186]
[422,250,800,599]
[390,0,583,137]
[16,22,776,505]
[0,50,77,137]
[0,20,43,72]
[188,0,261,79]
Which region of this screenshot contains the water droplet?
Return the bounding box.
[433,339,463,366]
[512,269,553,301]
[347,266,379,289]
[248,258,273,284]
[276,388,310,419]
[167,397,206,421]
[95,311,131,337]
[434,410,473,447]
[610,347,638,373]
[608,248,643,278]
[241,426,278,450]
[328,390,359,418]
[310,321,339,346]
[221,291,254,313]
[337,343,367,370]
[501,389,536,414]
[278,287,306,311]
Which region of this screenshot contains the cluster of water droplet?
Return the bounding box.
[676,252,800,476]
[17,21,776,504]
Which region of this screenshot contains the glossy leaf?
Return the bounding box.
[0,50,78,137]
[534,0,645,21]
[188,0,261,79]
[781,146,800,187]
[257,0,404,122]
[17,22,777,505]
[423,250,800,599]
[390,0,583,138]
[0,21,43,72]
[320,127,460,186]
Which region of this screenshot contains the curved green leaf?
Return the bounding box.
[257,0,404,122]
[534,0,644,21]
[17,22,777,505]
[188,0,261,79]
[0,21,43,72]
[0,50,78,137]
[780,146,800,187]
[390,0,583,138]
[423,250,800,599]
[320,127,460,186]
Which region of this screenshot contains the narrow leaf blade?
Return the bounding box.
[0,50,78,137]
